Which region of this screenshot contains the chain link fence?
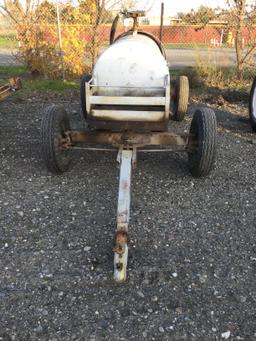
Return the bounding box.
[0,2,255,80]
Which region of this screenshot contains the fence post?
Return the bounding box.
[56,0,65,81]
[160,2,164,42]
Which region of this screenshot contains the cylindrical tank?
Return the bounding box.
[92,33,169,97]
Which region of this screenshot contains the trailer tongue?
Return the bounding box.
[61,129,189,282]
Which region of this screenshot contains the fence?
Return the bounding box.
[0,22,245,49]
[0,3,256,79]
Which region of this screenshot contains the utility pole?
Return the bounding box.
[56,0,65,81]
[160,2,164,42]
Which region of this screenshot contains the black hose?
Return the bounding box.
[110,14,120,45]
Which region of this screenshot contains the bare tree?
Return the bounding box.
[0,0,40,25]
[226,0,256,77]
[0,0,44,74]
[88,0,137,68]
[177,6,217,25]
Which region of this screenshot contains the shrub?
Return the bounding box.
[16,7,90,79]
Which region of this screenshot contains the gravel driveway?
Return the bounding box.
[0,91,256,340]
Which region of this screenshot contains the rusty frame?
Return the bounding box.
[62,128,193,283]
[63,130,189,150]
[60,128,194,283]
[0,77,22,101]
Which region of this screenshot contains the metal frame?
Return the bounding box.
[61,128,193,282]
[63,130,188,148]
[85,75,170,124]
[76,66,183,282]
[113,149,134,282]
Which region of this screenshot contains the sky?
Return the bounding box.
[1,0,255,17]
[129,0,228,16]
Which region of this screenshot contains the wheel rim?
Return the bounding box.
[252,85,256,120]
[54,119,70,167]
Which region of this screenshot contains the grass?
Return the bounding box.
[0,65,80,93]
[0,63,252,98]
[23,79,80,91]
[169,65,253,105]
[0,65,27,77]
[164,43,208,49]
[0,34,18,48]
[195,59,253,91]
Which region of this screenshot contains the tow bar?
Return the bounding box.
[113,148,135,282]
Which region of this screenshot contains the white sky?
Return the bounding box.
[1,0,255,17]
[127,0,256,16]
[130,0,228,15]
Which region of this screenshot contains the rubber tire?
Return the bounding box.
[249,77,256,132]
[173,76,189,121]
[41,105,71,174]
[188,107,217,178]
[80,74,92,119]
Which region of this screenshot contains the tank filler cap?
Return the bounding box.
[123,10,146,18]
[122,10,145,32]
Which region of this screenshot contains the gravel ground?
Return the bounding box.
[0,91,256,341]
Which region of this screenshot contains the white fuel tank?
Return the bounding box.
[92,33,169,97]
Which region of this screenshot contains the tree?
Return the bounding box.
[0,0,91,77]
[0,0,40,26]
[0,0,135,76]
[225,0,256,77]
[85,0,124,68]
[35,1,56,24]
[177,6,217,25]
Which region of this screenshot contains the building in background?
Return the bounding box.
[139,15,172,25]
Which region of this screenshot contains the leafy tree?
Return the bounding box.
[35,1,56,24]
[177,5,217,25]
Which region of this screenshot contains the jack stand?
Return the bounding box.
[113,148,136,282]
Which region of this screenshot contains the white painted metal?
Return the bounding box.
[116,150,132,230]
[85,81,90,115]
[164,74,171,120]
[90,96,166,106]
[92,33,170,97]
[91,109,165,122]
[114,149,133,282]
[252,84,256,119]
[83,32,171,124]
[85,80,167,122]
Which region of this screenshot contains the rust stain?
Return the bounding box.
[121,180,129,191]
[113,230,128,255]
[116,262,123,271]
[67,130,188,148]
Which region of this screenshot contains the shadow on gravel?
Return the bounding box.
[213,107,252,134]
[190,85,254,136]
